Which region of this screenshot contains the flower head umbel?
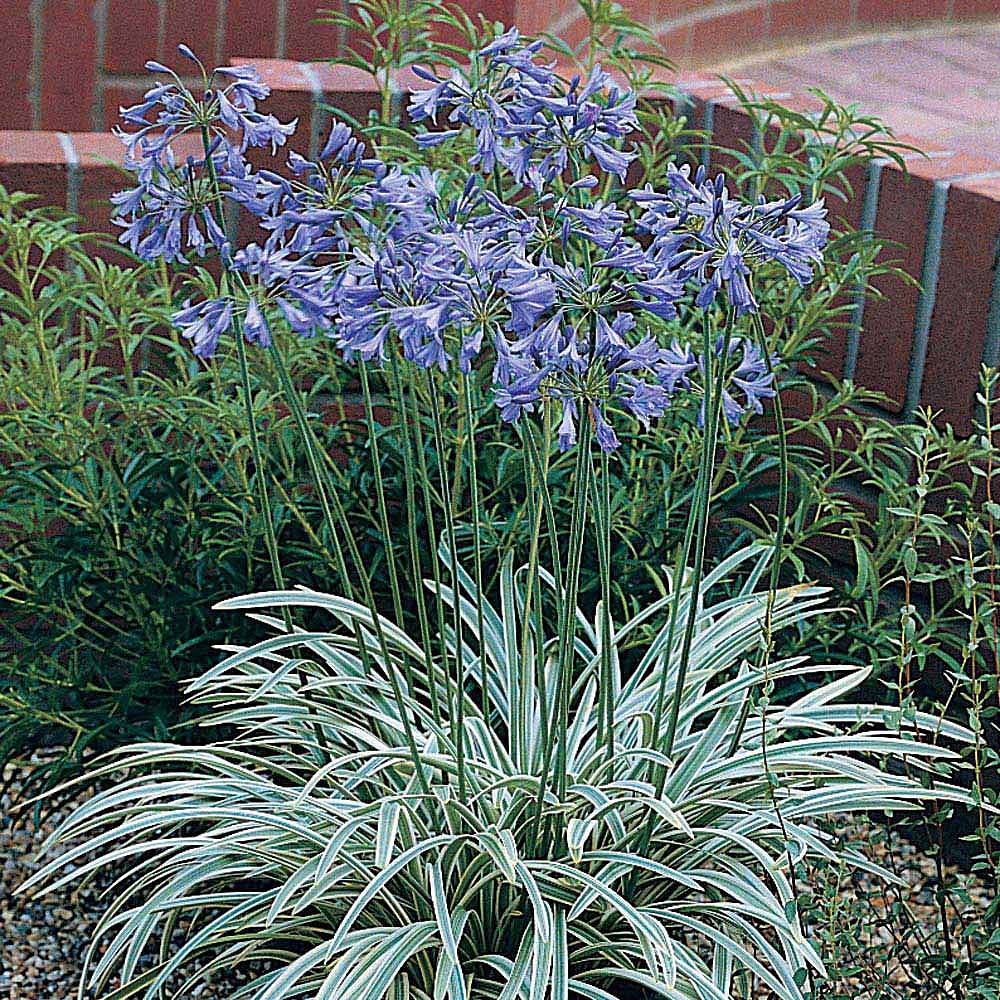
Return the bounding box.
[493,311,687,452]
[116,47,295,159]
[409,29,638,192]
[112,143,234,262]
[112,46,296,262]
[633,164,829,316]
[123,28,828,450]
[171,241,336,358]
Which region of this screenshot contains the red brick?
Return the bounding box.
[556,9,592,53]
[951,0,1000,15]
[645,0,705,23]
[856,0,950,22]
[312,62,382,128]
[853,163,931,411]
[164,0,220,65]
[656,23,692,66]
[434,0,518,48]
[225,0,281,60]
[104,0,161,74]
[0,3,34,129]
[849,151,994,410]
[285,0,343,60]
[770,0,855,41]
[72,132,129,238]
[959,174,1000,199]
[687,6,769,67]
[909,149,1000,181]
[0,131,69,209]
[709,99,756,176]
[39,0,98,131]
[239,58,315,150]
[921,180,1000,434]
[513,1,557,36]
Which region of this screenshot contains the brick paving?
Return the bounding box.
[731,24,1000,158]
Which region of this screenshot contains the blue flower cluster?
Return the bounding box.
[114,35,829,450]
[408,27,639,190]
[632,163,830,317]
[112,48,295,263]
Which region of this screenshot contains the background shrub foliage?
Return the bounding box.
[2,1,998,995]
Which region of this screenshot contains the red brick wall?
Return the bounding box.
[3,1,998,131]
[0,0,518,131]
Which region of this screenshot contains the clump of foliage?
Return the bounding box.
[5,1,999,989]
[23,550,972,1000]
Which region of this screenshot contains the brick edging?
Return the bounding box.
[2,58,999,437]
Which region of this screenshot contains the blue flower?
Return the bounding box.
[112,145,232,262]
[409,33,636,191]
[698,336,777,426]
[492,308,688,451]
[659,341,698,393]
[633,165,829,315]
[243,296,271,347]
[172,297,233,359]
[118,49,295,159]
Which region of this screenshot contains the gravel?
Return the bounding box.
[2,754,995,999]
[2,754,274,1000]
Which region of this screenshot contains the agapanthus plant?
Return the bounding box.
[22,547,974,1000]
[23,26,949,1000]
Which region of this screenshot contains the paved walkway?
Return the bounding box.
[728,24,1000,159]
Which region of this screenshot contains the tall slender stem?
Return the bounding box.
[269,341,430,792]
[359,361,405,627]
[589,446,614,767]
[428,373,467,802]
[554,418,592,804]
[660,311,735,766]
[407,378,454,733]
[631,313,721,869]
[197,124,328,753]
[233,332,285,593]
[461,370,489,725]
[521,412,567,856]
[728,309,788,755]
[389,353,441,727]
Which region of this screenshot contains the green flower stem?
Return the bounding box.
[198,125,287,608]
[646,474,702,789]
[521,411,563,855]
[405,376,454,737]
[629,315,718,871]
[588,445,614,768]
[517,412,553,768]
[555,417,593,806]
[427,373,468,802]
[660,310,737,767]
[268,340,430,794]
[727,308,788,756]
[521,403,566,850]
[358,361,406,627]
[388,353,441,728]
[197,127,324,754]
[461,370,489,726]
[232,331,285,594]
